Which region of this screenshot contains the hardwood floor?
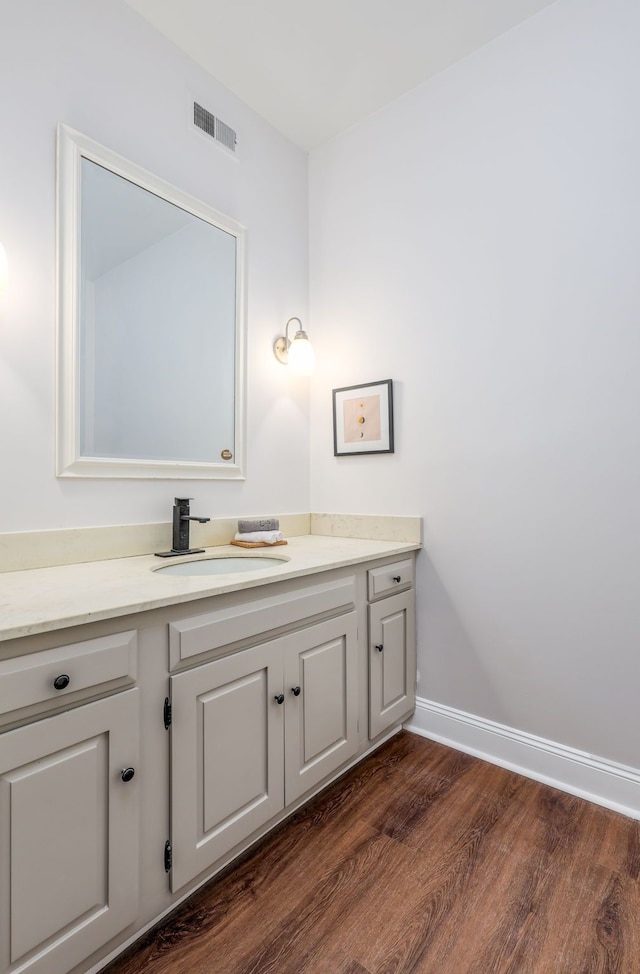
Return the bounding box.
[102,732,640,974]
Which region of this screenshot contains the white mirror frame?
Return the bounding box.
[56,123,247,480]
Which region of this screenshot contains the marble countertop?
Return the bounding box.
[0,535,420,643]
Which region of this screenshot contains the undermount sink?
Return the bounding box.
[154,555,288,577]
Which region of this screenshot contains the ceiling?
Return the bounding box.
[123,0,557,150]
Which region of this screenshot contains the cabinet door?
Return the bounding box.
[0,690,139,974]
[369,590,416,738]
[284,612,359,805]
[170,642,285,892]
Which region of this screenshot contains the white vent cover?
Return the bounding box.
[193,101,237,153]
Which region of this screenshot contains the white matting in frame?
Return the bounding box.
[332,379,394,456]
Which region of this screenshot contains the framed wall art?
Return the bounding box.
[332,379,394,456]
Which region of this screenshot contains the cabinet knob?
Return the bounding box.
[121,767,135,783]
[274,693,285,705]
[375,644,384,653]
[393,575,402,583]
[53,674,70,691]
[291,686,301,697]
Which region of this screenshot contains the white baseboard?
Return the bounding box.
[404,697,640,820]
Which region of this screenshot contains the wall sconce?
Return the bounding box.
[273,317,315,375]
[0,243,7,294]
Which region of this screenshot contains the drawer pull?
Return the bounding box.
[53,674,70,691]
[375,644,384,653]
[393,575,402,583]
[274,693,285,705]
[121,767,136,783]
[291,686,301,697]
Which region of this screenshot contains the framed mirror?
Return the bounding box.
[57,123,246,479]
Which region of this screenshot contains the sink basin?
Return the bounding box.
[154,556,287,577]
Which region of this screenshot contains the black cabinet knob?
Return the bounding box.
[393,575,402,583]
[291,686,301,696]
[375,644,384,653]
[53,674,70,691]
[121,767,135,783]
[274,693,285,705]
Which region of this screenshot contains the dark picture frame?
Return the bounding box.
[332,379,394,456]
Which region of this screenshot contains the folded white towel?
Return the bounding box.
[234,530,284,544]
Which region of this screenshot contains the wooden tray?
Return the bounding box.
[230,539,288,548]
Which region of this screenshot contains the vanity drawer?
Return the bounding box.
[367,559,414,601]
[170,576,356,667]
[0,630,137,719]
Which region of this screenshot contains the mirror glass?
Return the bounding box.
[57,124,246,479]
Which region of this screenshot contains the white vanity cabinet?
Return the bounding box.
[0,632,139,974]
[167,580,359,892]
[0,543,418,974]
[368,558,416,739]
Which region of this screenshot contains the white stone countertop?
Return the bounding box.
[0,535,420,643]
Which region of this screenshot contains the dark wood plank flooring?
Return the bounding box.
[102,732,640,974]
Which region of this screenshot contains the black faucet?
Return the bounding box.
[155,497,211,558]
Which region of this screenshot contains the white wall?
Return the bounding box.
[0,0,309,531]
[309,0,640,768]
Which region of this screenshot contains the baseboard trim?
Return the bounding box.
[404,697,640,820]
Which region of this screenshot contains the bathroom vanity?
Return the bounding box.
[0,532,418,974]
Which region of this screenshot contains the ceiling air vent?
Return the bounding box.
[193,101,237,153]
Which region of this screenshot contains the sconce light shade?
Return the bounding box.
[0,243,7,294]
[273,317,315,375]
[287,330,315,374]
